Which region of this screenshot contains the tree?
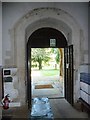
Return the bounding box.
[31,48,50,70]
[51,48,60,69]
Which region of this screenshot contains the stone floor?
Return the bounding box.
[50,98,89,118]
[2,70,89,119]
[1,98,89,119]
[31,70,64,98]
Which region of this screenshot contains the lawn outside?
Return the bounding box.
[39,69,60,76]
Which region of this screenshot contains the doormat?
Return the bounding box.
[28,97,54,120]
[35,84,53,89]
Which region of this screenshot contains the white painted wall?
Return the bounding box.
[2,2,88,65]
[2,2,89,105]
[89,3,90,66]
[0,2,2,66]
[0,1,2,119]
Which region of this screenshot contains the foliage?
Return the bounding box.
[51,48,60,64]
[31,48,51,70]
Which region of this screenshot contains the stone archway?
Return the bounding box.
[10,7,84,105]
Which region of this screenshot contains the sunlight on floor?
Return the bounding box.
[31,70,64,98]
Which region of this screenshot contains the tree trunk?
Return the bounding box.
[59,48,63,76]
[38,59,42,70]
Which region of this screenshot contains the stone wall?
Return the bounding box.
[2,2,88,65]
[2,3,89,105]
[0,66,2,119]
[0,1,2,119]
[11,7,81,104]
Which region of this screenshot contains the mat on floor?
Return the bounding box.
[35,84,53,89]
[28,97,54,120]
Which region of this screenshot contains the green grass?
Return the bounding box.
[40,69,59,76]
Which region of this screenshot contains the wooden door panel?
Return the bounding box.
[64,45,73,105]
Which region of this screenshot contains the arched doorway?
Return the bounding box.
[28,27,67,48]
[10,7,83,106]
[27,27,73,107]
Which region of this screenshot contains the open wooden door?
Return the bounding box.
[64,45,73,105]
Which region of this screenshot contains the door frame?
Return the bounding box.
[26,27,74,108]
